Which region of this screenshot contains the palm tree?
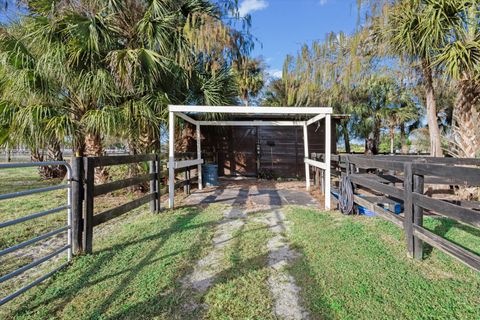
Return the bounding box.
[235,58,265,106]
[381,102,419,154]
[353,75,398,154]
[364,0,480,158]
[1,0,253,180]
[431,2,480,158]
[370,0,445,156]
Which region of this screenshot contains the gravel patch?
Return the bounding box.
[260,210,309,320]
[180,207,246,312]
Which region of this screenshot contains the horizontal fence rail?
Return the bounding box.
[73,153,201,254]
[327,154,480,272]
[0,161,72,307]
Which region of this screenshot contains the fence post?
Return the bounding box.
[404,163,414,257]
[413,173,425,260]
[187,167,191,195]
[320,169,325,194]
[156,155,161,212]
[184,167,189,195]
[71,157,84,255]
[83,158,94,254]
[149,158,157,213]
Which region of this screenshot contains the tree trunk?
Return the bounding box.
[342,122,351,153]
[452,79,480,158]
[422,60,443,157]
[372,118,381,155]
[84,133,109,183]
[400,123,408,154]
[127,140,144,192]
[365,132,378,155]
[46,141,67,179]
[30,148,50,180]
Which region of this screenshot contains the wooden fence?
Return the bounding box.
[315,154,480,271]
[71,153,200,254]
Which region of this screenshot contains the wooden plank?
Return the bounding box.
[169,105,333,114]
[403,163,414,257]
[83,158,94,254]
[306,114,326,126]
[442,199,480,210]
[71,157,84,254]
[169,111,175,209]
[412,163,480,186]
[353,194,404,228]
[175,112,198,125]
[197,120,305,126]
[196,123,203,191]
[304,158,327,170]
[149,159,157,213]
[345,155,405,171]
[167,159,204,169]
[303,123,310,191]
[91,154,157,167]
[93,193,155,226]
[350,174,404,199]
[367,174,403,184]
[371,155,480,166]
[413,174,425,260]
[325,114,332,209]
[413,226,480,272]
[93,174,155,197]
[412,193,480,228]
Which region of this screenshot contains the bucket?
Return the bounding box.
[202,164,219,187]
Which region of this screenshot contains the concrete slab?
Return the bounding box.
[183,186,320,210]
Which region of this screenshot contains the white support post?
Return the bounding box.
[196,123,203,190]
[303,123,310,191]
[325,114,332,209]
[168,111,175,209]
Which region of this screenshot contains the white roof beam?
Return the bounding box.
[197,120,305,126]
[175,112,198,125]
[306,114,326,126]
[169,105,332,115]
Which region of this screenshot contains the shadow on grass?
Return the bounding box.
[283,245,335,319]
[108,246,275,319]
[108,212,332,319]
[10,206,217,319]
[423,217,480,258]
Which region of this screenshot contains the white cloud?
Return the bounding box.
[319,0,328,5]
[238,0,269,16]
[268,69,283,79]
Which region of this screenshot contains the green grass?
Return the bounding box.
[203,220,274,320]
[285,207,480,320]
[2,164,480,320]
[0,167,66,251]
[1,205,224,320]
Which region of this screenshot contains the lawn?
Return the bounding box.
[0,165,163,306]
[286,207,480,320]
[1,204,224,319]
[1,166,480,320]
[0,167,67,251]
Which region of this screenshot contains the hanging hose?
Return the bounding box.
[339,175,354,215]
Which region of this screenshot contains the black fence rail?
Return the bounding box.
[319,154,480,272]
[71,153,201,254]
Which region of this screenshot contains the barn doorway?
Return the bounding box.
[167,105,333,210]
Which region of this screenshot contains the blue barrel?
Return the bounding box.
[202,164,219,187]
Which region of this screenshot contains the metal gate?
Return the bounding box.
[0,161,72,306]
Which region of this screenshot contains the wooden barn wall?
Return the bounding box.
[184,119,338,178]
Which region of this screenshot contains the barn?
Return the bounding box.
[179,113,344,178]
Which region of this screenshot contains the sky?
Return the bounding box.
[239,0,359,78]
[1,0,359,78]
